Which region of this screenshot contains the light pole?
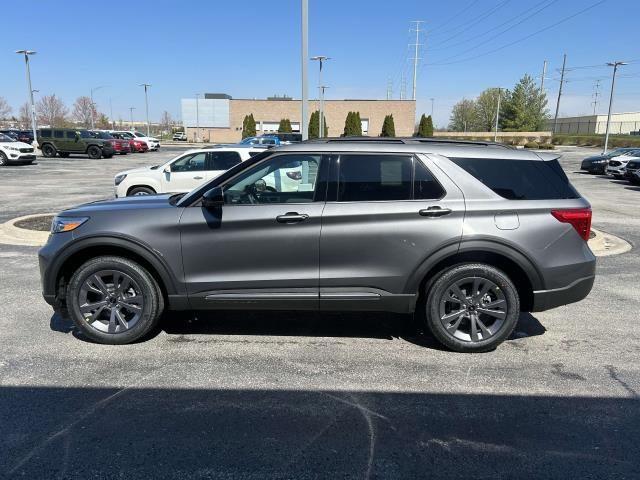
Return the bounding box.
[129,107,136,131]
[603,61,627,154]
[195,93,201,143]
[15,50,38,146]
[139,83,151,136]
[430,98,434,117]
[90,85,106,129]
[311,56,330,138]
[301,0,308,140]
[494,88,503,142]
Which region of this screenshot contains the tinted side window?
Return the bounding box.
[40,129,52,137]
[450,158,579,200]
[65,131,76,139]
[171,152,206,172]
[414,159,445,199]
[54,130,64,139]
[338,154,412,202]
[210,151,242,170]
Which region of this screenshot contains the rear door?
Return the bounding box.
[207,150,243,180]
[319,152,465,312]
[162,151,208,192]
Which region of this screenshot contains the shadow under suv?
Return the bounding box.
[39,138,595,352]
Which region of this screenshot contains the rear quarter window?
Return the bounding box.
[450,157,579,200]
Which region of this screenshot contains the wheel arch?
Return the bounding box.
[127,183,158,196]
[408,239,543,313]
[47,236,179,305]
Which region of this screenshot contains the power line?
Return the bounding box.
[428,0,481,35]
[425,0,606,67]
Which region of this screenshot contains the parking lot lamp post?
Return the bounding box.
[602,61,627,154]
[195,93,200,143]
[301,0,308,140]
[129,107,135,131]
[139,83,151,136]
[15,50,38,146]
[311,56,330,138]
[494,88,502,142]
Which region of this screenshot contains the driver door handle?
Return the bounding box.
[419,206,452,217]
[276,212,309,224]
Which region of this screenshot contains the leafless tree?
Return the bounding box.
[72,96,96,128]
[160,111,173,131]
[19,103,31,128]
[36,94,68,127]
[0,97,11,119]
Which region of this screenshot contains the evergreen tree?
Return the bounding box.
[380,114,396,137]
[415,114,434,137]
[343,111,354,136]
[308,110,328,139]
[501,74,548,131]
[242,114,256,138]
[278,118,292,133]
[353,111,363,136]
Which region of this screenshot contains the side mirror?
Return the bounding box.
[163,165,171,173]
[202,186,224,208]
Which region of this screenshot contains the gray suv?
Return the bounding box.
[39,138,595,352]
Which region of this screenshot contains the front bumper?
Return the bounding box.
[587,162,607,173]
[606,166,625,176]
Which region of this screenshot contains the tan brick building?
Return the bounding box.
[182,95,416,143]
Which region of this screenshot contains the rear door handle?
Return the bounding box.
[193,176,204,180]
[419,206,452,217]
[276,212,309,223]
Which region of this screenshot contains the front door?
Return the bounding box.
[319,152,465,312]
[162,151,209,193]
[179,152,327,310]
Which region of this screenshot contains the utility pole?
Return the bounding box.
[15,50,38,146]
[430,97,434,117]
[409,20,424,101]
[603,61,627,154]
[591,79,601,115]
[553,54,567,134]
[195,93,201,142]
[129,107,135,131]
[400,71,406,100]
[139,83,151,136]
[311,56,330,138]
[494,88,502,142]
[540,60,547,94]
[301,0,309,140]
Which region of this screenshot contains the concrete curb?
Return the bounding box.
[0,215,633,257]
[0,214,52,247]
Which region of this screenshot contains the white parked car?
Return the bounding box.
[605,149,640,178]
[0,133,37,166]
[114,146,262,197]
[111,131,160,151]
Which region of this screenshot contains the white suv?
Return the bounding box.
[605,149,640,178]
[111,131,160,151]
[114,146,262,197]
[0,133,37,166]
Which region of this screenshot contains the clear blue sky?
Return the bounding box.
[2,0,638,127]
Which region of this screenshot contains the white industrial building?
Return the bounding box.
[549,112,640,135]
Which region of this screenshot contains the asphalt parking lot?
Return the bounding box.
[1,145,639,478]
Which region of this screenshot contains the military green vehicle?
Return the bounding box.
[37,128,116,159]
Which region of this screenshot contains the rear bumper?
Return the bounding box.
[531,275,595,312]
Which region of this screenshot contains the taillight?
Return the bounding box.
[109,139,116,146]
[551,208,592,241]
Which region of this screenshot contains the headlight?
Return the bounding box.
[51,216,89,234]
[115,174,127,185]
[593,160,607,163]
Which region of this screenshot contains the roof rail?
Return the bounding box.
[303,136,511,148]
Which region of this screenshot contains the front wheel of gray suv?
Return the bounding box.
[424,263,520,353]
[66,256,163,344]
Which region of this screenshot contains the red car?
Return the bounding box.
[112,132,148,153]
[90,131,130,155]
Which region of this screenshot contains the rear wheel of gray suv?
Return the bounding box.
[424,264,519,353]
[66,256,163,344]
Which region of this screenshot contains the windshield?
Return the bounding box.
[0,133,15,142]
[133,132,145,138]
[91,131,114,139]
[607,148,632,158]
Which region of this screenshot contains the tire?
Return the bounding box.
[424,263,520,353]
[42,143,57,158]
[0,151,7,166]
[66,256,163,344]
[128,186,155,196]
[58,152,70,158]
[87,145,102,159]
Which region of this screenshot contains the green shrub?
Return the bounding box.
[538,143,555,150]
[551,134,640,148]
[524,141,539,149]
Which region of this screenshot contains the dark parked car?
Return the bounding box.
[16,130,34,144]
[624,159,640,184]
[37,128,115,159]
[0,129,20,141]
[90,131,130,155]
[263,133,302,144]
[39,138,595,352]
[580,147,638,174]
